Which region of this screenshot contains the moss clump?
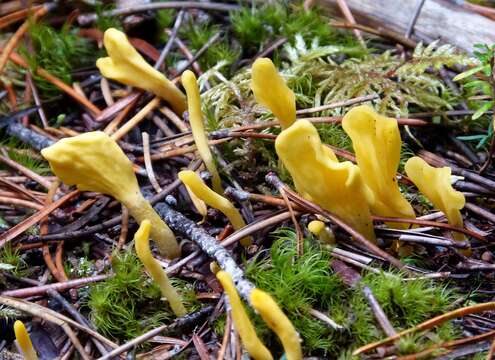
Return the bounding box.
[243,229,460,356]
[87,251,195,341]
[22,22,94,97]
[0,244,27,277]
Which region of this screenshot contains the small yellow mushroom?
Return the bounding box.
[342,106,415,228]
[14,320,38,360]
[405,157,466,242]
[251,58,296,129]
[307,220,335,245]
[181,70,223,193]
[96,28,186,115]
[275,120,376,242]
[216,271,273,360]
[178,170,251,246]
[250,289,302,360]
[134,220,186,316]
[41,131,180,258]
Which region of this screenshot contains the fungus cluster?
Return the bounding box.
[251,57,467,249]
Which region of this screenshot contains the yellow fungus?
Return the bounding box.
[251,58,296,129]
[178,170,251,246]
[14,320,38,360]
[96,28,186,114]
[405,157,467,242]
[250,288,302,360]
[41,131,180,258]
[307,220,335,245]
[184,183,208,218]
[342,106,415,228]
[275,120,376,242]
[181,70,223,193]
[216,271,273,360]
[134,220,186,316]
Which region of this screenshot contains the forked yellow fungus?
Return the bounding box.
[251,58,296,129]
[216,271,273,360]
[96,28,186,114]
[275,120,376,242]
[134,220,186,316]
[181,70,223,193]
[307,220,335,245]
[405,157,467,242]
[342,106,415,228]
[250,289,302,360]
[14,320,38,360]
[178,170,251,246]
[41,131,180,258]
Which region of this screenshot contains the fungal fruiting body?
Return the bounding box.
[216,271,273,360]
[96,28,186,114]
[405,156,467,242]
[250,288,302,360]
[275,120,376,242]
[307,220,335,245]
[41,131,180,258]
[134,220,186,316]
[14,320,38,360]
[178,170,251,245]
[251,58,296,129]
[342,105,415,228]
[181,70,223,193]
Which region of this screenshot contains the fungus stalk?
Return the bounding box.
[342,106,415,227]
[41,131,180,258]
[134,220,186,316]
[181,70,223,193]
[14,320,38,360]
[405,157,467,243]
[96,28,186,114]
[216,271,273,360]
[251,58,296,130]
[250,289,303,360]
[178,170,251,246]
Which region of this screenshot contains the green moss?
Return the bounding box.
[22,22,94,98]
[95,4,123,32]
[245,229,460,356]
[87,251,195,342]
[0,243,27,277]
[0,139,50,175]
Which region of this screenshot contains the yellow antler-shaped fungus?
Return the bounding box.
[14,320,38,360]
[135,220,186,316]
[250,289,302,360]
[275,120,376,242]
[342,106,415,227]
[251,58,296,130]
[181,70,223,193]
[41,131,180,258]
[178,170,251,246]
[96,28,186,115]
[405,157,466,242]
[216,271,273,360]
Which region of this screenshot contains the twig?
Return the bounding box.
[176,32,222,75]
[295,94,378,115]
[78,2,240,25]
[335,0,366,47]
[404,0,426,38]
[155,10,185,70]
[110,97,161,140]
[142,132,162,193]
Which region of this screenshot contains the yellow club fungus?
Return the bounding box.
[250,288,302,360]
[405,157,466,242]
[251,58,296,129]
[181,70,223,193]
[216,271,273,360]
[134,220,186,316]
[342,106,415,227]
[275,120,376,242]
[96,28,186,115]
[14,320,38,360]
[307,220,335,245]
[178,170,251,246]
[41,131,180,259]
